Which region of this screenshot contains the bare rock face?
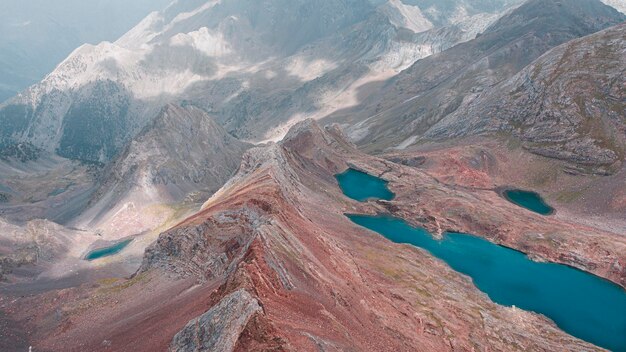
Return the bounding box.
[169,289,261,352]
[140,208,263,280]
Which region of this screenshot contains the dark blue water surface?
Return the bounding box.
[504,189,554,215]
[335,169,394,201]
[85,239,133,261]
[336,173,626,351]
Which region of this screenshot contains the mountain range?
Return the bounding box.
[0,0,625,351]
[0,0,527,163]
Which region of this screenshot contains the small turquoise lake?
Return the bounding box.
[503,189,554,215]
[336,170,626,351]
[335,169,394,201]
[85,239,133,261]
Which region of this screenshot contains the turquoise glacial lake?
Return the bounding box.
[336,172,626,351]
[335,169,394,201]
[503,189,554,215]
[85,239,133,261]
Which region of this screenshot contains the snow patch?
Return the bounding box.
[170,27,233,57]
[170,1,222,26]
[116,11,163,49]
[380,0,433,33]
[285,57,338,81]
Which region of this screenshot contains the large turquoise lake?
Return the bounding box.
[336,170,626,351]
[503,189,554,215]
[85,239,133,261]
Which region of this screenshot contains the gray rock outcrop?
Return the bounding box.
[169,289,261,352]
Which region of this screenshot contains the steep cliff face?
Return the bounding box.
[428,24,626,175]
[329,0,625,154]
[74,104,251,239]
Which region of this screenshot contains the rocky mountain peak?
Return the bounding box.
[487,0,626,35]
[74,104,251,238]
